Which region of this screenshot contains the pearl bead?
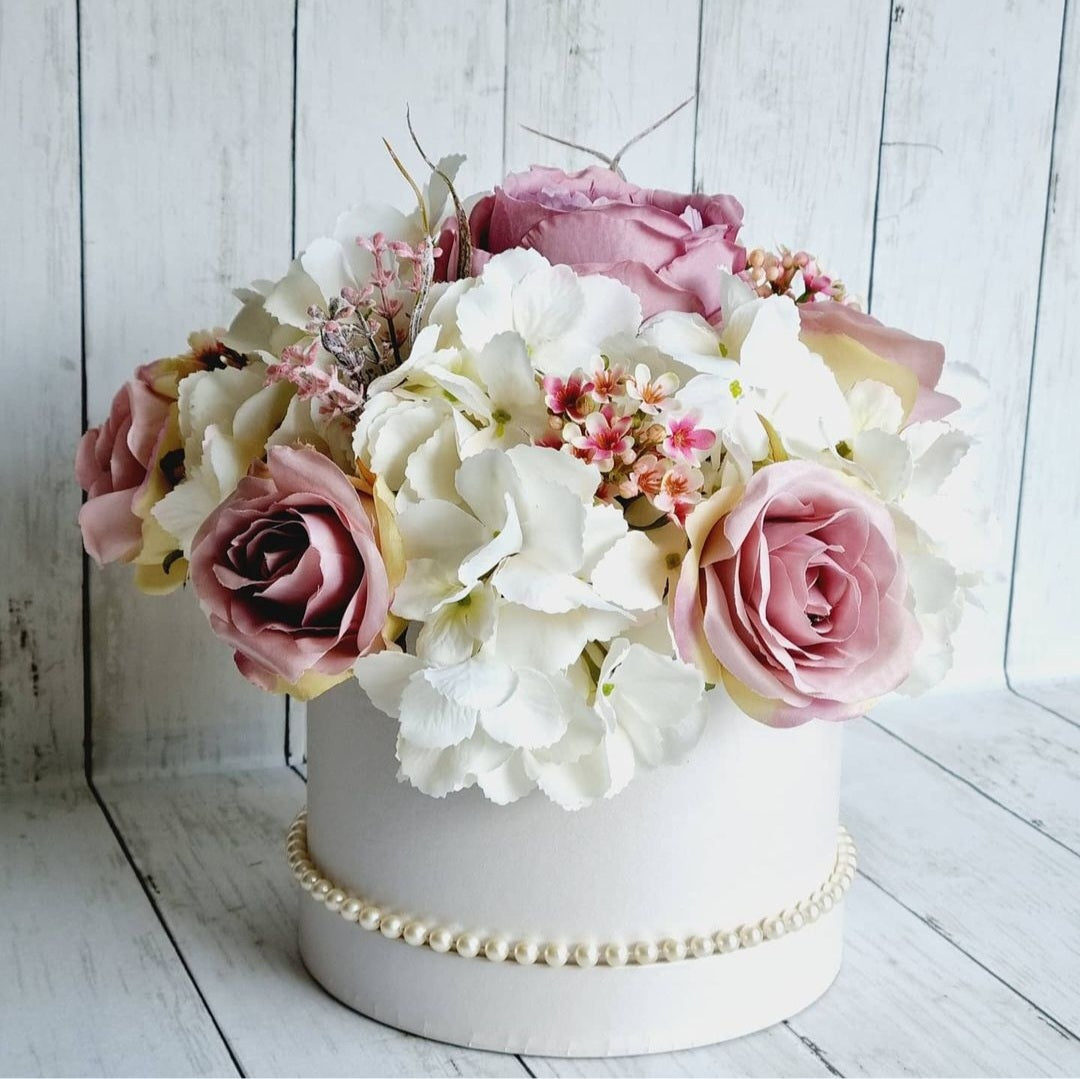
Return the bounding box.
[602,943,628,967]
[513,941,538,965]
[403,921,428,947]
[689,935,715,958]
[379,913,404,939]
[429,927,453,953]
[763,916,786,941]
[660,938,686,962]
[455,933,480,959]
[573,943,598,968]
[632,941,658,965]
[543,942,569,967]
[738,924,763,948]
[715,929,741,954]
[284,809,855,968]
[783,909,805,933]
[484,938,508,963]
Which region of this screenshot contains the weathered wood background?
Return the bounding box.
[2,0,1075,788]
[2,2,1080,1076]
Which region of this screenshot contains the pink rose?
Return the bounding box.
[673,461,920,725]
[799,302,958,424]
[436,166,744,321]
[190,446,391,696]
[76,362,178,564]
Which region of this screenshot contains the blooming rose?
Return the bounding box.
[798,302,958,425]
[190,445,391,698]
[672,460,920,725]
[76,358,188,568]
[436,166,744,321]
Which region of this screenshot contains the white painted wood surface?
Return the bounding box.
[1008,0,1080,704]
[868,0,1065,689]
[870,689,1080,854]
[696,1,889,297]
[295,0,507,244]
[97,768,528,1078]
[2,0,1080,1075]
[79,0,295,777]
[46,691,1074,1077]
[843,717,1080,1032]
[504,0,698,190]
[0,785,237,1077]
[0,0,84,787]
[0,0,1072,781]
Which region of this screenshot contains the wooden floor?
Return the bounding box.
[2,686,1079,1078]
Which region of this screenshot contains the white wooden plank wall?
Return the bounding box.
[503,0,697,189]
[696,1,889,298]
[1009,1,1080,717]
[0,0,84,788]
[79,0,295,776]
[0,0,1073,783]
[870,0,1064,689]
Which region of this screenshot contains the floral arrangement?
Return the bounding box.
[78,141,974,808]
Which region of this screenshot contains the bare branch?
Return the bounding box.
[406,107,472,279]
[518,96,695,181]
[517,123,617,172]
[382,137,429,235]
[610,96,694,172]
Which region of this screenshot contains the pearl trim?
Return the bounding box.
[286,810,856,968]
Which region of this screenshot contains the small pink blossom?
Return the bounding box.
[589,362,628,402]
[534,429,565,451]
[626,364,679,415]
[799,259,835,300]
[629,453,666,498]
[663,411,716,463]
[542,372,594,421]
[652,462,704,523]
[566,408,635,472]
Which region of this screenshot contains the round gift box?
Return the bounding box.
[295,682,848,1057]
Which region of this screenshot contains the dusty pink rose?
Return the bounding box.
[76,362,177,564]
[673,461,920,725]
[436,166,744,321]
[190,446,390,695]
[799,302,958,424]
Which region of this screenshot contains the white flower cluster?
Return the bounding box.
[354,251,708,806]
[347,248,975,806]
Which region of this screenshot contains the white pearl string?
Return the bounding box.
[286,810,856,968]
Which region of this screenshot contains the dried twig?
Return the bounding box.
[406,107,472,279]
[516,124,617,170]
[408,243,436,347]
[382,137,430,235]
[520,96,694,180]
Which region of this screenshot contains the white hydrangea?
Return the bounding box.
[351,255,709,807]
